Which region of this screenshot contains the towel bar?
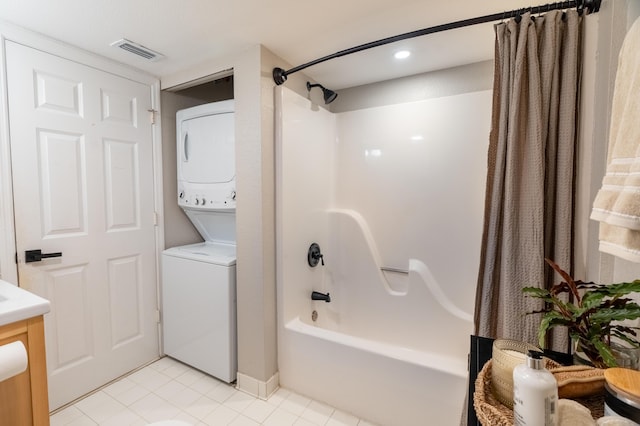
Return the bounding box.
[380,266,409,275]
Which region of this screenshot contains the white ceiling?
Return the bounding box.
[0,0,539,90]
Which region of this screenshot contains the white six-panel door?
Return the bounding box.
[6,40,160,410]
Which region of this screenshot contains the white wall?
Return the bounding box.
[601,3,640,286]
[577,0,640,286]
[330,60,493,113]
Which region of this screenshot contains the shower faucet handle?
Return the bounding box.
[307,243,324,267]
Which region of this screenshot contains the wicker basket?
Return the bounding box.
[473,360,605,426]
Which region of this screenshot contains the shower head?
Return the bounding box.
[306,82,338,104]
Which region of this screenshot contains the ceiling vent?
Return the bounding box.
[110,39,165,62]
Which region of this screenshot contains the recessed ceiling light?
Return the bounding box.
[394,50,411,60]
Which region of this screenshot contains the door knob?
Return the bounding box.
[25,249,62,263]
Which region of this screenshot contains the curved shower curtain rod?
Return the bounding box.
[272,0,602,86]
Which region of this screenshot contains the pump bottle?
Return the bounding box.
[513,350,558,426]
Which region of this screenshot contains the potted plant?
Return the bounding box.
[523,259,640,368]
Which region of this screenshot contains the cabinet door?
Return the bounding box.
[0,327,32,426]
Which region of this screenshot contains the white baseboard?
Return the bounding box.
[236,371,279,400]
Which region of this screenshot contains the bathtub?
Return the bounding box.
[280,318,469,426]
[277,209,474,426]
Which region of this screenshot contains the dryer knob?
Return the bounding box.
[230,191,236,200]
[202,198,207,205]
[179,191,184,199]
[195,198,200,205]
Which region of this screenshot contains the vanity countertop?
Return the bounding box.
[0,280,50,327]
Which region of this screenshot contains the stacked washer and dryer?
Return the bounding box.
[161,100,237,383]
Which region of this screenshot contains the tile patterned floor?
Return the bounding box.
[50,357,378,426]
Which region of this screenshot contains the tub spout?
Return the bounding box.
[311,291,331,302]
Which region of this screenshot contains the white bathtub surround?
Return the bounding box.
[277,208,473,425]
[408,259,474,322]
[236,371,279,400]
[276,86,491,425]
[316,209,474,360]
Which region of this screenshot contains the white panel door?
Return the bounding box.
[6,41,159,410]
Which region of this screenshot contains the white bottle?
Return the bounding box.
[513,350,558,426]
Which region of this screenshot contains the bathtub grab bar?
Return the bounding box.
[380,266,409,275]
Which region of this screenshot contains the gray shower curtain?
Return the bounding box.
[474,10,581,351]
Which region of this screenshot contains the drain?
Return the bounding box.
[311,310,318,322]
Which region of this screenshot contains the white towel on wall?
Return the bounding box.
[590,15,640,262]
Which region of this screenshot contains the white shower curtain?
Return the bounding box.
[474,10,581,351]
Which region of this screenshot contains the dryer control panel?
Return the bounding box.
[178,183,236,210]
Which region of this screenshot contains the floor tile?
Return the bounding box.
[300,400,334,425]
[173,411,202,424]
[99,407,145,426]
[294,418,320,426]
[74,391,126,424]
[190,374,225,395]
[175,367,206,386]
[50,406,85,426]
[266,387,291,407]
[65,416,97,426]
[326,409,359,426]
[242,399,276,423]
[50,357,373,426]
[166,385,203,409]
[229,414,261,426]
[129,392,182,422]
[163,360,192,378]
[262,406,299,426]
[155,379,189,401]
[280,391,312,416]
[202,404,240,425]
[148,356,178,372]
[111,383,150,406]
[183,395,220,420]
[128,366,173,391]
[102,377,137,398]
[206,382,238,403]
[223,390,256,413]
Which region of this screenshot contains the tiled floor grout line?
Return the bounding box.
[50,356,378,426]
[49,357,164,417]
